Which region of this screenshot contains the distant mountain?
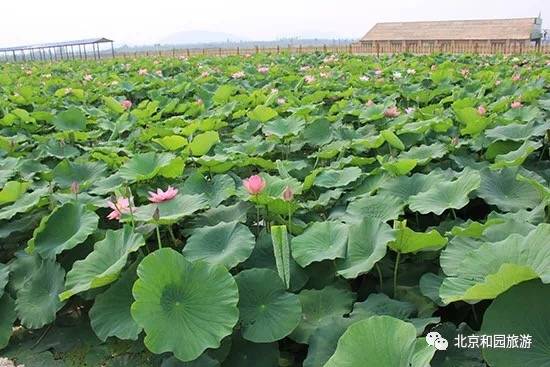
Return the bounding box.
[160,30,248,45]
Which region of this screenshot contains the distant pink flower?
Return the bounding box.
[153,60,160,65]
[257,66,269,74]
[477,105,486,115]
[83,74,93,81]
[120,100,132,110]
[461,68,470,77]
[374,69,382,76]
[64,87,73,94]
[405,107,415,115]
[282,186,294,201]
[195,98,204,105]
[155,70,163,77]
[366,99,375,107]
[25,70,33,76]
[179,55,188,61]
[148,186,178,203]
[243,175,266,195]
[300,65,311,72]
[384,106,400,118]
[277,98,286,105]
[70,181,80,195]
[495,80,502,86]
[511,101,523,109]
[323,55,338,63]
[107,197,131,221]
[360,75,370,81]
[271,88,279,94]
[304,75,316,84]
[201,71,210,78]
[232,71,245,79]
[138,68,148,76]
[319,72,329,78]
[512,74,521,81]
[244,53,252,58]
[431,64,437,70]
[407,68,416,75]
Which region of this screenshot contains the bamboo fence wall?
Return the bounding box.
[117,42,550,59]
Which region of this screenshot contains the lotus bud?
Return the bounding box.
[282,186,294,202]
[70,181,80,195]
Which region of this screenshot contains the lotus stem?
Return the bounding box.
[375,263,383,291]
[256,206,261,236]
[393,252,401,298]
[287,205,292,235]
[168,225,177,246]
[156,225,162,249]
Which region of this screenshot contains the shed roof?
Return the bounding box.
[0,38,113,52]
[361,18,540,41]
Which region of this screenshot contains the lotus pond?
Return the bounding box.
[0,52,549,366]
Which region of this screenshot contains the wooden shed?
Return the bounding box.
[360,17,543,52]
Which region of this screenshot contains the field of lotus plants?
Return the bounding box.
[0,51,549,367]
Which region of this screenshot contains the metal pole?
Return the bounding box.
[71,45,75,59]
[78,44,82,59]
[97,43,101,59]
[111,41,115,58]
[83,44,87,60]
[12,50,16,62]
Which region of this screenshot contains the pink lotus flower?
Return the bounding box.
[271,88,279,94]
[277,98,286,105]
[244,53,252,58]
[121,100,132,110]
[304,75,316,84]
[323,55,338,63]
[461,69,470,77]
[300,65,311,72]
[512,74,521,81]
[201,71,210,78]
[366,99,375,107]
[511,101,523,109]
[495,80,502,86]
[83,74,93,81]
[282,186,294,201]
[405,107,415,115]
[138,68,148,76]
[431,64,437,70]
[374,69,382,76]
[243,175,266,195]
[25,70,33,76]
[477,105,486,115]
[232,71,245,79]
[407,68,416,75]
[384,106,400,118]
[107,197,131,221]
[64,87,73,94]
[360,75,370,82]
[179,55,188,61]
[155,70,163,77]
[195,98,204,105]
[148,186,178,203]
[257,66,269,74]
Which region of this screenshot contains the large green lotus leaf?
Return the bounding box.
[0,263,8,298]
[242,231,309,292]
[0,181,29,205]
[419,273,445,306]
[27,202,98,259]
[303,317,356,367]
[53,107,87,131]
[234,268,301,342]
[346,194,405,222]
[0,187,48,221]
[485,121,550,142]
[270,225,291,288]
[336,218,394,279]
[189,131,220,156]
[0,294,16,349]
[248,105,278,123]
[15,259,65,329]
[324,316,419,367]
[440,236,484,277]
[119,152,174,182]
[262,117,305,138]
[153,135,188,151]
[409,169,480,215]
[379,157,417,176]
[181,173,235,207]
[439,224,550,303]
[477,168,541,211]
[131,248,239,362]
[182,221,255,269]
[89,262,142,341]
[455,107,488,136]
[303,118,332,146]
[389,221,448,254]
[481,280,550,367]
[53,160,107,189]
[378,171,449,204]
[60,226,145,300]
[221,334,279,367]
[492,140,542,169]
[516,173,550,205]
[133,194,209,224]
[381,129,406,150]
[291,221,348,267]
[162,355,220,367]
[314,167,362,188]
[398,143,448,165]
[289,285,355,344]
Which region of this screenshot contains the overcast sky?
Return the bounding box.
[1,0,548,47]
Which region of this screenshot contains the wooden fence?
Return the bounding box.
[117,42,550,59]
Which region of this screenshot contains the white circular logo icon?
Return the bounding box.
[425,331,448,350]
